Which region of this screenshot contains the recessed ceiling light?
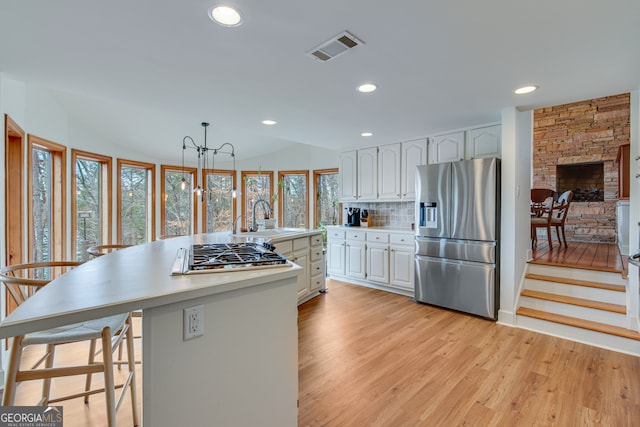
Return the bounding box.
[209,5,243,27]
[357,83,377,93]
[361,132,373,137]
[261,120,277,125]
[515,85,538,95]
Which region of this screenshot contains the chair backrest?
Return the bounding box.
[87,244,131,258]
[531,188,557,204]
[0,261,83,308]
[553,190,573,221]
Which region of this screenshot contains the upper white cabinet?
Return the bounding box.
[339,150,357,201]
[467,124,501,159]
[357,147,378,200]
[401,138,427,200]
[428,131,465,164]
[378,143,401,200]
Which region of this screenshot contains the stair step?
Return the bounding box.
[516,307,640,341]
[525,273,625,292]
[520,289,626,314]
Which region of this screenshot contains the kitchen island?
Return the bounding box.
[0,232,302,427]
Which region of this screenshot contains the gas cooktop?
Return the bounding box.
[171,242,291,275]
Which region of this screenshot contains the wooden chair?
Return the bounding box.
[531,190,573,249]
[87,244,131,258]
[0,261,139,427]
[530,188,557,217]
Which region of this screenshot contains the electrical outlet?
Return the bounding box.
[183,305,204,340]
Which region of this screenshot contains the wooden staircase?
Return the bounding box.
[516,263,640,356]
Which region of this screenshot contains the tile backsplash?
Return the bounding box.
[344,202,415,230]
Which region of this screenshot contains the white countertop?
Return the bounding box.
[0,232,302,339]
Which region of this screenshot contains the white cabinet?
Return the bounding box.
[378,143,401,200]
[366,231,389,284]
[357,147,378,200]
[401,139,427,200]
[340,150,357,201]
[327,229,345,276]
[345,230,366,280]
[428,131,465,164]
[274,232,325,303]
[291,237,310,300]
[389,233,414,291]
[467,124,501,159]
[309,233,325,293]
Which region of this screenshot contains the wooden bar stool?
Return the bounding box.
[0,261,140,427]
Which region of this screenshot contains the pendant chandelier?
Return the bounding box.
[181,122,237,201]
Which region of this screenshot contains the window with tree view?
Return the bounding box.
[279,171,308,228]
[119,160,155,245]
[242,171,273,229]
[162,167,194,236]
[31,148,53,263]
[73,150,112,261]
[314,169,340,227]
[29,135,66,266]
[204,170,235,233]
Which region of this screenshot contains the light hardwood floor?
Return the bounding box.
[298,280,640,426]
[6,281,640,426]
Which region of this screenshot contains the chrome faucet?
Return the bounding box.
[250,199,272,232]
[232,214,242,235]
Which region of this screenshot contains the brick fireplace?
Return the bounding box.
[533,93,630,243]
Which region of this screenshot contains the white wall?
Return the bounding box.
[498,107,532,325]
[627,90,640,330]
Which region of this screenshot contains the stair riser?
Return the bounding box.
[524,279,626,305]
[516,315,640,357]
[527,264,627,286]
[519,296,628,328]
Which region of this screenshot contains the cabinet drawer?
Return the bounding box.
[310,260,324,277]
[293,237,309,251]
[310,275,325,292]
[310,246,324,261]
[310,233,323,247]
[273,240,293,254]
[346,230,365,241]
[328,229,345,240]
[366,231,389,243]
[390,233,413,246]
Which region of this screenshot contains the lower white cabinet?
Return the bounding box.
[389,234,414,291]
[345,232,366,280]
[326,227,414,296]
[273,232,325,304]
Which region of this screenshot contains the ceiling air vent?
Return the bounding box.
[307,31,364,62]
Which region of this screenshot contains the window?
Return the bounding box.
[314,168,340,227]
[241,170,273,230]
[203,169,236,233]
[28,135,66,263]
[117,159,155,244]
[278,170,308,228]
[72,150,112,260]
[161,165,196,237]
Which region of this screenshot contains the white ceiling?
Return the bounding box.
[0,0,639,163]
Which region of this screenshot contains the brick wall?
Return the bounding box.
[533,93,630,243]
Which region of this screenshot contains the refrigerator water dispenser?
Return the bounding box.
[419,202,438,228]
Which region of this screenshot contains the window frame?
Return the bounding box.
[27,134,67,261]
[161,164,197,237]
[117,158,156,244]
[313,168,341,227]
[277,170,309,228]
[71,149,113,260]
[5,114,25,267]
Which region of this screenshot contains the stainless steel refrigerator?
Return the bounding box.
[414,157,500,320]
